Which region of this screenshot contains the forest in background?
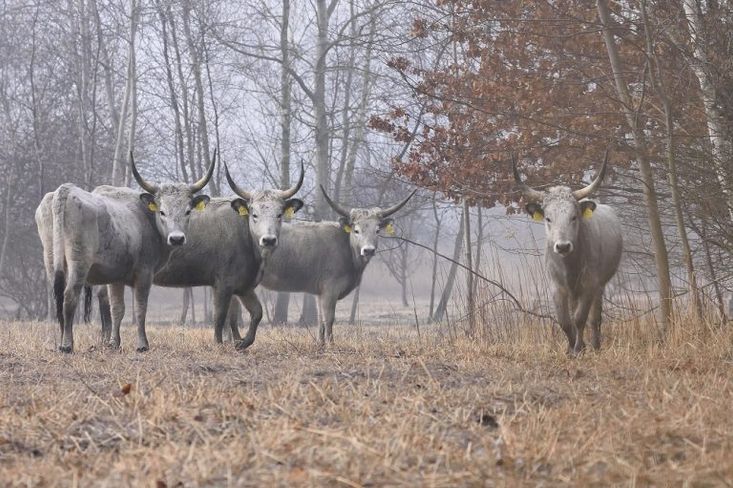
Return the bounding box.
[0,0,731,332]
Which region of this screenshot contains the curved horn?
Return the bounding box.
[224,162,252,200]
[512,153,544,202]
[277,159,305,199]
[130,152,159,194]
[320,185,350,218]
[572,148,609,200]
[379,189,417,218]
[189,148,217,193]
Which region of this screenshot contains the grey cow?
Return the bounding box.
[37,153,215,352]
[106,161,305,349]
[234,186,415,345]
[514,153,622,354]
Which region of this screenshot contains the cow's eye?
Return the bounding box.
[571,216,577,222]
[160,211,166,217]
[354,229,360,234]
[545,217,551,223]
[277,214,282,219]
[252,214,258,219]
[185,210,191,216]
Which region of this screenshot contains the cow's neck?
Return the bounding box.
[349,246,370,286]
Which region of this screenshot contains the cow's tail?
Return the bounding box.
[83,286,93,323]
[51,184,72,326]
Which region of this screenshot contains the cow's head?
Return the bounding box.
[227,162,304,254]
[322,186,416,262]
[131,151,215,247]
[514,151,608,257]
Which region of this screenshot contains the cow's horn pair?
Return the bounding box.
[225,160,305,200]
[321,186,417,218]
[130,149,217,194]
[512,149,609,201]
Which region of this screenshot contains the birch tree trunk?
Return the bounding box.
[313,0,331,219]
[597,0,673,333]
[681,0,733,222]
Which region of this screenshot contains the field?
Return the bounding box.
[1,317,732,486]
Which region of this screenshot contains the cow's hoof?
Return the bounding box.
[105,341,120,350]
[58,345,73,354]
[235,339,253,351]
[136,346,149,353]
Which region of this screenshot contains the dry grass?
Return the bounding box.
[1,317,732,487]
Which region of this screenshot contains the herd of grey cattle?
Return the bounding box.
[34,151,622,356]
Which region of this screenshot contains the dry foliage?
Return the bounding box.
[0,317,732,486]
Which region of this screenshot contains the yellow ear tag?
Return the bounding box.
[238,206,248,217]
[195,200,207,211]
[583,207,594,219]
[343,224,352,233]
[284,207,295,219]
[385,223,396,236]
[532,211,543,222]
[148,202,158,212]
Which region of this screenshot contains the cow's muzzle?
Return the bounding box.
[168,232,186,247]
[260,235,278,248]
[554,241,573,256]
[361,246,376,257]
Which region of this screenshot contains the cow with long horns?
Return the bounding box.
[232,187,416,345]
[128,161,306,349]
[514,152,622,354]
[37,152,215,352]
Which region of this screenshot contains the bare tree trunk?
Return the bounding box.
[111,0,138,186]
[182,0,211,189]
[641,1,702,319]
[313,0,332,219]
[273,0,292,325]
[598,0,673,333]
[428,195,442,320]
[0,176,13,280]
[699,216,726,319]
[299,294,318,326]
[473,205,483,297]
[349,285,360,324]
[463,200,475,333]
[681,0,733,221]
[432,208,465,323]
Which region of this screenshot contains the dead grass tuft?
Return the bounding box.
[0,317,731,486]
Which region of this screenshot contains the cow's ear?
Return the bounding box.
[525,203,544,222]
[140,193,158,212]
[580,200,597,219]
[380,218,395,236]
[231,198,249,218]
[284,199,304,220]
[339,216,352,233]
[192,194,210,211]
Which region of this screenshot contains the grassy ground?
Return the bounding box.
[0,317,732,487]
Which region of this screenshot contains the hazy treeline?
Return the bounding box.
[0,0,731,328]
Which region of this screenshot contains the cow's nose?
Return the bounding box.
[260,236,277,248]
[554,242,573,255]
[168,232,186,246]
[361,246,376,257]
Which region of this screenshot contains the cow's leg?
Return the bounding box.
[212,287,234,344]
[225,296,242,342]
[107,283,125,349]
[235,290,262,351]
[133,279,152,352]
[572,293,594,355]
[552,289,574,354]
[318,294,338,345]
[589,290,603,351]
[97,286,112,344]
[60,268,84,353]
